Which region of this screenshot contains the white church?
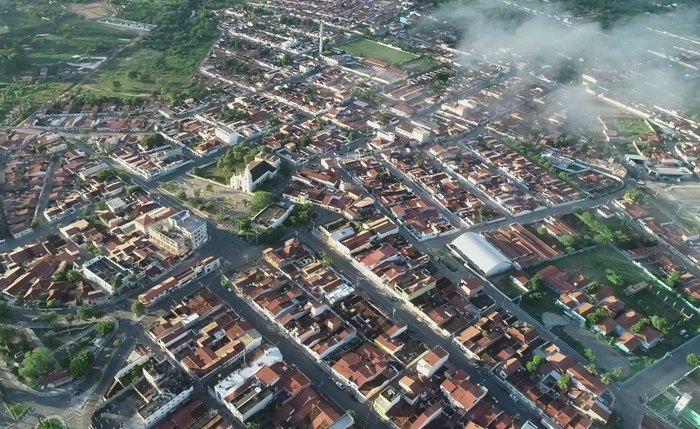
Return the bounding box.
[230,153,281,193]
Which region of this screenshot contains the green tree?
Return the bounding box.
[526,355,543,373]
[112,80,121,90]
[126,185,141,196]
[605,269,623,286]
[624,189,646,204]
[39,311,58,324]
[600,372,612,385]
[687,353,700,369]
[250,191,279,212]
[69,351,94,378]
[66,269,82,284]
[557,373,572,390]
[650,315,669,333]
[559,235,576,248]
[19,347,56,381]
[76,306,94,320]
[630,318,650,334]
[528,273,543,292]
[665,270,682,288]
[319,251,332,266]
[584,348,596,363]
[610,367,623,380]
[0,300,9,320]
[95,320,115,337]
[587,307,609,324]
[38,418,63,429]
[131,300,146,316]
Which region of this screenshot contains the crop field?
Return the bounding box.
[337,38,419,65]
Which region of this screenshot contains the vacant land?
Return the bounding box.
[83,47,181,96]
[81,0,226,99]
[0,5,138,122]
[69,2,115,20]
[524,245,699,357]
[337,38,419,65]
[194,162,230,185]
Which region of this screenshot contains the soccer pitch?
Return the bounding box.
[645,368,700,429]
[337,38,418,65]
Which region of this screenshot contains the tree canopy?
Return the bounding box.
[95,320,116,337]
[132,300,146,316]
[70,351,94,378]
[19,347,56,381]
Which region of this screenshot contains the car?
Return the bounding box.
[73,388,82,395]
[390,296,399,303]
[335,381,345,390]
[510,393,518,401]
[492,397,499,404]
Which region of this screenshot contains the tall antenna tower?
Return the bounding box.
[319,21,324,57]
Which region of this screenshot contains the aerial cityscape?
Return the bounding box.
[0,0,699,429]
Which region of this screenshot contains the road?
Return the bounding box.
[0,318,142,429]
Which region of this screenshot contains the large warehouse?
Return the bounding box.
[448,232,512,276]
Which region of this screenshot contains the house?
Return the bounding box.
[636,327,662,350]
[614,310,642,335]
[440,368,487,412]
[230,154,281,193]
[615,332,641,354]
[416,346,448,379]
[331,344,388,391]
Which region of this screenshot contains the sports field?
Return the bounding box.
[646,368,700,429]
[337,38,418,65]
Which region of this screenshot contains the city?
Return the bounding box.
[0,1,699,429]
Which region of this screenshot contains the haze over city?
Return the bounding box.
[0,1,699,429]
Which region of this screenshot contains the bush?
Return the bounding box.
[95,320,115,337]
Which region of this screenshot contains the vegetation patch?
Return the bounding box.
[6,402,28,421]
[192,163,231,185]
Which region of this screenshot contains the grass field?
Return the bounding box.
[6,402,28,422]
[337,38,418,65]
[539,245,700,357]
[194,163,230,185]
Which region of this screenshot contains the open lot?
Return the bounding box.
[82,47,179,96]
[69,2,115,20]
[193,162,230,186]
[0,8,137,122]
[523,245,699,358]
[337,38,419,65]
[161,175,250,230]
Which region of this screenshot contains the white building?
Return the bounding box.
[416,346,449,379]
[230,154,281,194]
[215,125,240,145]
[81,255,134,294]
[212,347,283,422]
[448,232,512,276]
[148,210,208,256]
